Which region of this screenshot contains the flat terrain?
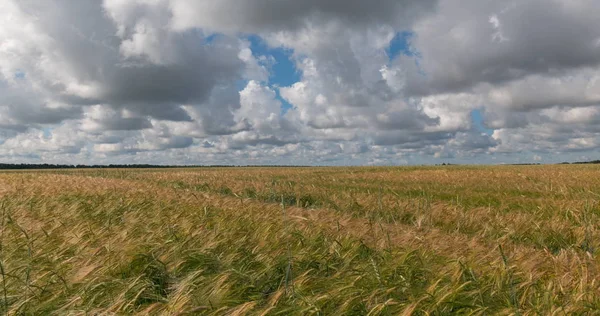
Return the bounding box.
[0,165,599,314]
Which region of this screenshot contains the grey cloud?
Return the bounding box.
[81,105,153,132]
[374,109,440,131]
[95,117,152,132]
[103,36,242,108]
[7,104,82,125]
[170,0,438,33]
[225,135,293,150]
[480,69,600,111]
[154,136,194,150]
[491,105,600,154]
[372,131,453,147]
[94,134,127,144]
[3,0,245,133]
[407,0,600,95]
[482,110,530,130]
[0,82,81,129]
[0,103,81,127]
[449,131,498,152]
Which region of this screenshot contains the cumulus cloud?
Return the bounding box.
[1,1,248,128]
[0,0,599,165]
[407,0,600,94]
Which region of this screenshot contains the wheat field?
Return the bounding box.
[0,165,599,315]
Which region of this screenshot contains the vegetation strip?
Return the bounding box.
[0,166,599,314]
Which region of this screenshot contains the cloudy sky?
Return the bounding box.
[1,0,599,165]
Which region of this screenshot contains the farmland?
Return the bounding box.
[0,165,599,314]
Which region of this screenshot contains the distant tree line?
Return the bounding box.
[560,160,600,165]
[0,163,315,169]
[0,163,175,169]
[0,161,598,169]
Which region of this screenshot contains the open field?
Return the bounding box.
[0,165,599,314]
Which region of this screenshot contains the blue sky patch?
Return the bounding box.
[386,31,415,61]
[246,35,300,87]
[42,127,53,139]
[246,35,300,114]
[470,109,494,135]
[14,71,26,80]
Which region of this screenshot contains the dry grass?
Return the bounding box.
[0,165,599,314]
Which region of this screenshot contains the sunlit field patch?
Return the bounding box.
[0,165,599,314]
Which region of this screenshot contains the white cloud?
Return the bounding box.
[0,0,599,165]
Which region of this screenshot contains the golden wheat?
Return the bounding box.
[0,165,598,314]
